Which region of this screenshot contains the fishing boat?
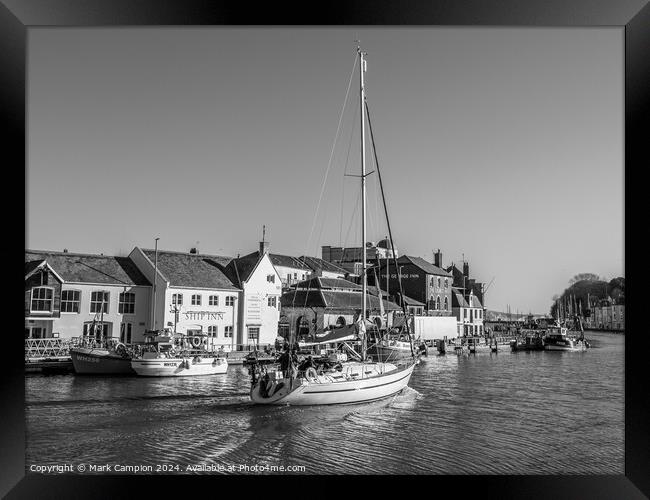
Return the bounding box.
[70,341,135,375]
[510,332,545,351]
[70,305,135,375]
[131,331,228,376]
[249,46,417,405]
[543,325,588,352]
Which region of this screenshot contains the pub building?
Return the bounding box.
[25,250,151,343]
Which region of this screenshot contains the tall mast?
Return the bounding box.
[152,237,159,331]
[359,45,367,325]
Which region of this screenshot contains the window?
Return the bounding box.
[119,292,136,314]
[248,327,260,340]
[267,274,275,283]
[436,296,441,310]
[445,278,449,289]
[268,296,277,307]
[224,326,233,338]
[464,309,467,319]
[207,325,218,337]
[209,295,219,306]
[31,287,54,312]
[172,293,183,306]
[83,321,110,339]
[191,294,201,306]
[226,296,235,306]
[293,273,298,280]
[120,322,133,344]
[90,291,109,314]
[430,277,434,288]
[437,278,441,288]
[444,296,449,311]
[61,290,81,313]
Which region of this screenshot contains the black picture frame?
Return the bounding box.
[2,1,645,497]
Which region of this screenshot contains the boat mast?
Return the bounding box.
[152,237,159,332]
[359,45,367,329]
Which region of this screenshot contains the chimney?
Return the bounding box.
[259,241,270,255]
[322,245,331,262]
[463,261,469,279]
[63,248,68,253]
[434,249,442,268]
[190,248,198,254]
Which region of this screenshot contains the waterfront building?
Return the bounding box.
[253,241,312,288]
[220,246,283,348]
[279,277,401,343]
[25,250,151,342]
[321,238,397,276]
[450,287,485,336]
[587,299,625,331]
[129,247,242,350]
[373,255,453,316]
[445,260,485,306]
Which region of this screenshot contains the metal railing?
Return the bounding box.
[25,338,82,360]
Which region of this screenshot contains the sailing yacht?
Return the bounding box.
[250,46,417,405]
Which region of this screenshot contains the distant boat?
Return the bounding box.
[249,46,417,405]
[131,331,228,376]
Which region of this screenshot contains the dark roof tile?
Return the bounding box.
[142,250,238,290]
[25,250,150,286]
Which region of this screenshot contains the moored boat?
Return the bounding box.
[510,332,545,351]
[543,325,588,352]
[70,343,135,374]
[131,332,228,377]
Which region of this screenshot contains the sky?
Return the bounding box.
[26,27,624,314]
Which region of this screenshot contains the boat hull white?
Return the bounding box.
[544,344,587,352]
[131,356,228,376]
[250,361,415,405]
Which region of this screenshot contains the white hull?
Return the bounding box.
[544,344,587,352]
[250,361,415,405]
[131,356,228,376]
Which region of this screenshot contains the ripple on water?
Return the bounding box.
[25,332,624,474]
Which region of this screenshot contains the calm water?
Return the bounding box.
[25,331,623,475]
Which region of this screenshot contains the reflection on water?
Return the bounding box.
[26,332,623,474]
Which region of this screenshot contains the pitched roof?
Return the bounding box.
[401,295,426,307]
[280,288,400,311]
[222,251,262,288]
[397,255,452,277]
[451,287,469,308]
[25,250,151,286]
[269,253,311,270]
[295,277,360,290]
[298,256,348,275]
[141,249,238,290]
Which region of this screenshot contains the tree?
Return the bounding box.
[568,273,601,286]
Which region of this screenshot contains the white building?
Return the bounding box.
[451,287,484,337]
[129,247,241,351]
[221,247,283,348]
[25,250,151,343]
[256,241,312,288]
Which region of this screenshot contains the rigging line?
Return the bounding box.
[365,97,414,357]
[339,102,359,247]
[342,188,362,258]
[305,54,358,259]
